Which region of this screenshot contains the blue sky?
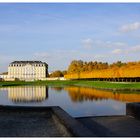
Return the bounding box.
[0,3,140,72]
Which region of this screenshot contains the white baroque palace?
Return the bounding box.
[1,61,48,81]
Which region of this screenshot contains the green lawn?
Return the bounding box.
[0,80,140,90]
[73,81,140,90]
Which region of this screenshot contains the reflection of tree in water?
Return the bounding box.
[65,87,107,102]
[64,87,140,102]
[8,86,48,103]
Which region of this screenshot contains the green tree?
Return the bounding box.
[62,70,67,76]
[49,70,63,77]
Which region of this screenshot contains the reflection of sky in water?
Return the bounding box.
[1,86,140,117]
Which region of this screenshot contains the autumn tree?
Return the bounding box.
[67,60,109,73]
[67,60,84,73]
[49,70,63,77]
[65,60,140,79]
[110,61,126,68]
[49,70,67,77]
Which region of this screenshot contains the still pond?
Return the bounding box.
[0,85,140,117]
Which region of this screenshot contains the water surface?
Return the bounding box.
[0,85,140,117]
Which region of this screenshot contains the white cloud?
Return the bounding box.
[82,38,93,49]
[112,42,126,47]
[104,41,127,48]
[126,45,140,53]
[34,52,50,58]
[131,45,140,52]
[82,38,126,49]
[111,49,122,54]
[111,45,140,55]
[120,22,140,33]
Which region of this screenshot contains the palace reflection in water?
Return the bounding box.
[0,85,140,117]
[2,86,48,103]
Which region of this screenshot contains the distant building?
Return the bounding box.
[0,61,48,81]
[0,72,8,80]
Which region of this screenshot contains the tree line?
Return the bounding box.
[67,60,128,74]
[49,60,140,77]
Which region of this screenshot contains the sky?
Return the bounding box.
[0,3,140,72]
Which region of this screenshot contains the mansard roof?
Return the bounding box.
[10,61,48,65]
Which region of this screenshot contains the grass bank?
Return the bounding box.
[0,80,140,90]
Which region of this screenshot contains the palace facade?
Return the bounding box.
[0,61,48,81]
